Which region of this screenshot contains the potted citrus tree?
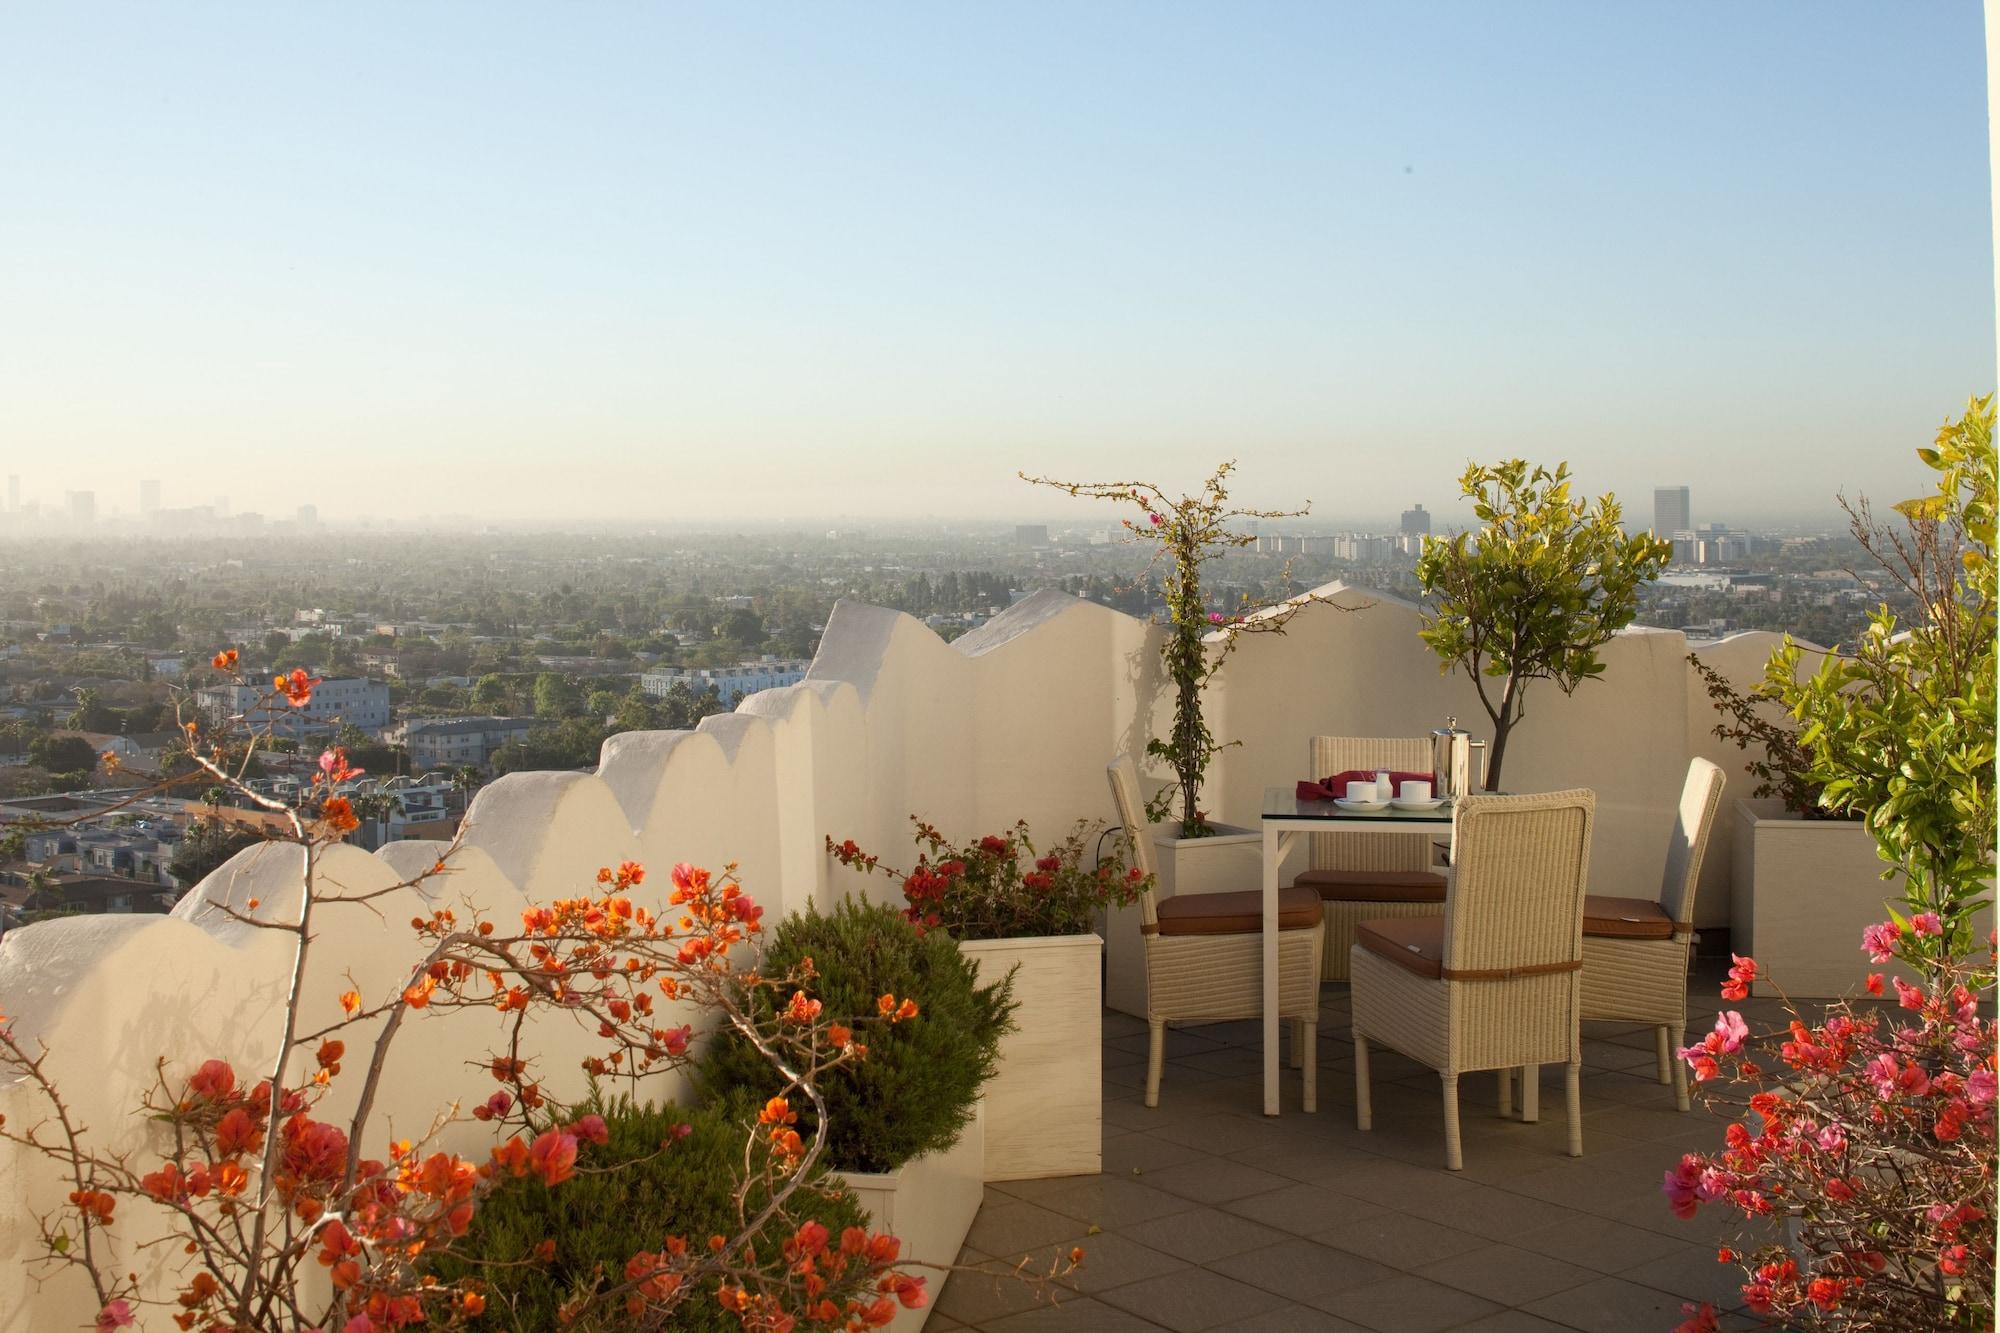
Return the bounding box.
[1690,651,1887,998]
[828,818,1147,1180]
[1739,396,1996,996]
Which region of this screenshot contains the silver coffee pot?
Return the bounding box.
[1431,718,1488,802]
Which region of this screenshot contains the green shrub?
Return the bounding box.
[700,898,1016,1174]
[428,1094,868,1332]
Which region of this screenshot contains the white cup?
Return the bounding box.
[1345,780,1376,802]
[1399,779,1433,803]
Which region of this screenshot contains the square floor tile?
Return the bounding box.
[1414,1242,1598,1306]
[1094,1265,1291,1332]
[1309,1274,1502,1333]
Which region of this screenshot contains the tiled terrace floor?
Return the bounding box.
[935,961,1786,1333]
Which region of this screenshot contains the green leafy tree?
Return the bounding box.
[168,819,265,889]
[533,671,581,720]
[1765,396,1996,969]
[611,688,660,735]
[1021,461,1328,835]
[470,673,511,712]
[1415,460,1670,790]
[28,734,100,774]
[655,680,726,731]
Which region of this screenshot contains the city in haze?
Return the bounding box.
[0,4,1992,527]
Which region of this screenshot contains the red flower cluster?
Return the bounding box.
[1669,920,1995,1329]
[827,816,1151,941]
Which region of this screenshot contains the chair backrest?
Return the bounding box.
[1659,757,1726,932]
[1442,789,1596,980]
[1308,736,1432,873]
[1105,755,1160,930]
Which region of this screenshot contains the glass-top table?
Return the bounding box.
[1252,787,1459,1116]
[1261,789,1460,824]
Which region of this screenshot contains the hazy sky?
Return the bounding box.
[1,4,1992,528]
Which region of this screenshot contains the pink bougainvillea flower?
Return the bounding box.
[1911,911,1944,937]
[1721,954,1756,1001]
[95,1300,135,1332]
[1860,919,1901,963]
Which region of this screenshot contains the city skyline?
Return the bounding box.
[0,5,1992,523]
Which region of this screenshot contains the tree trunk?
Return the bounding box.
[1484,716,1513,792]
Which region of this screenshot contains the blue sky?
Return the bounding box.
[0,4,1991,527]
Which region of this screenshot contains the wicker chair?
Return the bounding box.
[1579,757,1726,1112]
[1106,756,1326,1111]
[1297,736,1449,981]
[1352,789,1596,1171]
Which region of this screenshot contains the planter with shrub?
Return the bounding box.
[830,818,1146,1180]
[701,899,1014,1328]
[429,1094,873,1332]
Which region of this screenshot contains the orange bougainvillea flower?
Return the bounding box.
[319,796,359,836]
[339,990,361,1016]
[275,668,322,707]
[526,1129,578,1186]
[210,648,238,671]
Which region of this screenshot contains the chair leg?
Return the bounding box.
[1655,1026,1672,1085]
[1145,1021,1165,1109]
[1289,1017,1304,1070]
[1302,1021,1317,1114]
[1354,1033,1372,1131]
[1440,1072,1462,1171]
[1566,1061,1583,1157]
[1520,1065,1539,1123]
[1670,1022,1689,1112]
[1496,1066,1512,1118]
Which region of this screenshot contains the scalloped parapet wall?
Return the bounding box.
[0,584,1787,1328]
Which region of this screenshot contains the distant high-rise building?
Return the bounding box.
[5,475,17,513]
[140,479,161,514]
[1015,524,1050,547]
[1654,487,1691,537]
[214,495,230,518]
[297,504,319,526]
[67,490,96,524]
[1400,503,1431,536]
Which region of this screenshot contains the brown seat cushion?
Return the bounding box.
[1355,916,1444,978]
[1151,885,1323,937]
[1294,868,1447,904]
[1582,894,1677,940]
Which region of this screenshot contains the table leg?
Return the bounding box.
[1263,824,1281,1116]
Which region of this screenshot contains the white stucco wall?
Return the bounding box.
[0,583,1783,1328]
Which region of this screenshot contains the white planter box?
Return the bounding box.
[834,1103,985,1333]
[1730,798,1906,999]
[958,934,1101,1181]
[1104,822,1260,1017]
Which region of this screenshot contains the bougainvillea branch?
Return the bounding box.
[0,656,931,1333]
[1021,461,1350,835]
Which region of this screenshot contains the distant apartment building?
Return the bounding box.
[198,676,391,738]
[1015,525,1051,547]
[66,490,96,524]
[402,717,539,770]
[639,659,810,707]
[1653,486,1691,537]
[139,479,161,515]
[1400,503,1431,535]
[1255,534,1301,555]
[1332,534,1394,562]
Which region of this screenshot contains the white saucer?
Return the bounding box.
[1391,796,1445,811]
[1333,797,1389,813]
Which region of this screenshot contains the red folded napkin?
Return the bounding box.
[1295,769,1433,802]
